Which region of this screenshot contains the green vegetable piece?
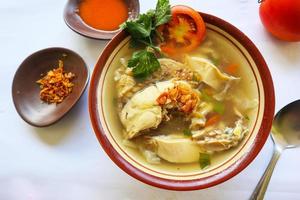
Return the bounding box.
[213,101,225,115]
[245,115,250,121]
[201,91,213,102]
[155,0,171,27]
[210,57,220,66]
[201,91,225,115]
[199,153,211,169]
[128,50,160,78]
[192,73,201,82]
[183,129,192,137]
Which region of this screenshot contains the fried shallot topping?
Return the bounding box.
[156,84,199,113]
[36,60,75,104]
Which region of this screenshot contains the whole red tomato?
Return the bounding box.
[259,0,300,41]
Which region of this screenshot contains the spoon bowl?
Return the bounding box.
[250,99,300,200]
[272,100,300,149]
[12,47,89,127]
[63,0,140,39]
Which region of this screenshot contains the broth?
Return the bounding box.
[104,28,259,173]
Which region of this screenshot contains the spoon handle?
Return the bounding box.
[249,148,281,200]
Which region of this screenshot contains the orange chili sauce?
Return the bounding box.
[79,0,128,31]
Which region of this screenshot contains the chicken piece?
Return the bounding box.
[114,65,136,99]
[195,119,248,152]
[192,126,215,139]
[115,73,136,98]
[159,58,186,71]
[120,79,201,139]
[189,102,214,130]
[197,139,233,152]
[148,135,202,163]
[120,86,163,139]
[233,96,258,113]
[120,80,176,139]
[140,148,161,164]
[157,58,195,81]
[184,55,239,92]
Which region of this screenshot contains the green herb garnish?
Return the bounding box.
[154,0,171,26]
[127,49,160,78]
[201,91,214,102]
[199,153,211,169]
[210,57,220,66]
[213,101,225,115]
[183,129,192,137]
[120,0,171,78]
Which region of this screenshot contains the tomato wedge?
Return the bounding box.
[158,5,206,55]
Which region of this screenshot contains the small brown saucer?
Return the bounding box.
[63,0,140,40]
[12,47,89,127]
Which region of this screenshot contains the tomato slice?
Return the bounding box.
[159,5,206,55]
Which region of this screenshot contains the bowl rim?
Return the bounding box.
[88,12,275,190]
[12,47,90,127]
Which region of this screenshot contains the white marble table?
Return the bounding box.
[1,0,300,199]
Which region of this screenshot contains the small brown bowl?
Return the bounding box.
[63,0,140,40]
[12,47,89,127]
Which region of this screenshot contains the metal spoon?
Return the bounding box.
[250,100,300,200]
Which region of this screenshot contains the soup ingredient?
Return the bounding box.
[79,0,128,31]
[120,80,173,139]
[213,101,225,115]
[259,0,300,41]
[154,0,172,26]
[120,79,196,139]
[159,5,206,55]
[148,135,202,163]
[128,49,160,78]
[121,0,171,48]
[114,36,256,167]
[183,129,192,136]
[117,54,249,155]
[193,118,248,152]
[184,56,239,92]
[224,64,238,75]
[205,114,221,127]
[121,0,171,78]
[199,153,210,169]
[156,83,199,113]
[36,60,75,104]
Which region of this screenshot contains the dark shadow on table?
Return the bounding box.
[31,90,88,146]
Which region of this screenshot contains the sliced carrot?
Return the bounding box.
[224,64,238,75]
[205,114,221,127]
